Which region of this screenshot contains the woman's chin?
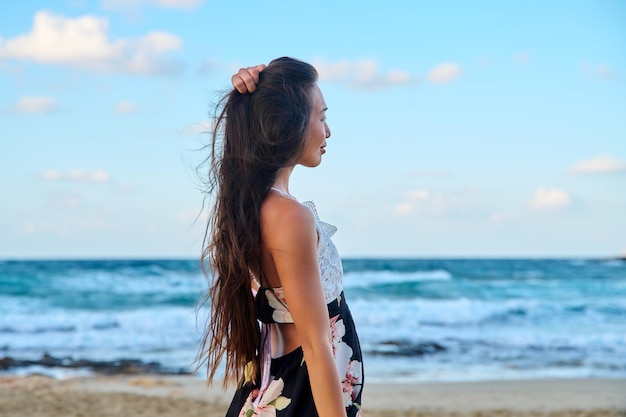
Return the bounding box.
[299,157,323,168]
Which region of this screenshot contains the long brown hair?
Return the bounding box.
[196,57,319,387]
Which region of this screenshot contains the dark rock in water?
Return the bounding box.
[371,340,446,356]
[0,356,19,369]
[0,353,190,375]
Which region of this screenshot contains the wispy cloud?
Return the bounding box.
[313,58,416,89]
[596,65,618,78]
[40,169,111,183]
[0,11,184,76]
[427,62,460,84]
[513,51,531,64]
[393,188,466,216]
[410,169,451,178]
[529,187,571,210]
[101,0,204,11]
[50,194,83,209]
[476,56,491,68]
[24,222,69,235]
[582,62,620,80]
[490,211,518,223]
[569,155,626,175]
[17,96,56,113]
[394,189,430,215]
[180,119,214,135]
[22,215,116,236]
[115,101,137,113]
[196,59,218,77]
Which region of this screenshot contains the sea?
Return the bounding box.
[1,258,625,383]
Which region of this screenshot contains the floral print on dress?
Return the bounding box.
[329,314,363,408]
[238,378,292,417]
[342,359,363,406]
[265,289,293,323]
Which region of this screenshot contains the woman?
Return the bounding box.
[197,57,363,417]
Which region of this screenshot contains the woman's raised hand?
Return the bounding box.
[231,64,266,93]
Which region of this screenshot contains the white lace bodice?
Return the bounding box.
[264,188,344,304]
[302,201,344,303]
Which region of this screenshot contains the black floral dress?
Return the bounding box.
[225,201,364,417]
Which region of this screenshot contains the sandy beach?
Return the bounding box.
[1,374,624,417]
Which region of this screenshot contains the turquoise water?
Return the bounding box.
[1,258,625,381]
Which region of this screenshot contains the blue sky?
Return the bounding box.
[1,0,624,259]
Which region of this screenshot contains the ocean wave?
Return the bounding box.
[2,258,626,382]
[349,297,534,328]
[602,259,626,267]
[343,269,452,288]
[0,306,200,357]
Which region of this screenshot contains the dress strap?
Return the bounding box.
[270,187,299,202]
[254,323,272,409]
[250,271,261,294]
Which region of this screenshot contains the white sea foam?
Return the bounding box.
[0,306,202,371]
[0,365,94,379]
[343,269,452,288]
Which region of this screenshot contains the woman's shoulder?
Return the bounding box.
[260,193,316,245]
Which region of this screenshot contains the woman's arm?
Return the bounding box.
[262,197,346,417]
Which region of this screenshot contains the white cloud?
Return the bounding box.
[17,96,55,113]
[101,0,204,10]
[65,197,82,208]
[596,65,617,78]
[42,169,62,180]
[582,62,620,79]
[490,211,517,223]
[21,216,114,236]
[118,182,135,192]
[313,58,416,89]
[181,119,214,135]
[68,0,89,7]
[24,223,36,234]
[23,222,68,235]
[196,59,218,76]
[0,11,184,75]
[156,0,203,7]
[477,56,491,68]
[177,208,202,223]
[386,69,410,84]
[569,155,626,175]
[427,62,460,84]
[314,59,351,80]
[40,169,111,182]
[513,51,531,64]
[393,189,462,217]
[529,187,571,210]
[115,101,137,113]
[90,170,111,182]
[394,189,430,215]
[410,169,451,178]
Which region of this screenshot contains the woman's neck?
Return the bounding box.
[272,166,294,193]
